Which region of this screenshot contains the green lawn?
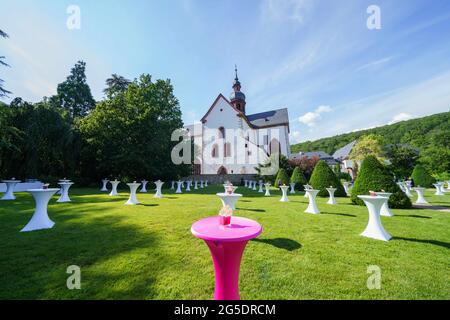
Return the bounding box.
[0,185,449,299]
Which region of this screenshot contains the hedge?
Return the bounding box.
[275,168,290,186]
[290,167,308,191]
[411,164,435,188]
[351,155,412,208]
[308,160,346,197]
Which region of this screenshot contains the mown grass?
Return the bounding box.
[0,185,448,299]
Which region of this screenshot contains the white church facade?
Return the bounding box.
[185,69,291,175]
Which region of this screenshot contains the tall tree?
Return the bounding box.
[104,74,131,98]
[0,29,12,98]
[80,74,189,181]
[384,144,419,179]
[50,61,96,119]
[349,134,385,163]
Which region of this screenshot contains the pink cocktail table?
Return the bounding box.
[191,216,262,300]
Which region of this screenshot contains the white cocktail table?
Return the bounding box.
[279,186,289,202]
[57,182,73,203]
[200,180,204,188]
[289,183,296,194]
[375,192,393,217]
[109,180,120,196]
[264,183,271,196]
[1,179,21,200]
[244,180,248,187]
[21,188,59,232]
[170,181,175,190]
[101,179,109,192]
[433,183,444,196]
[258,181,264,193]
[140,180,148,193]
[326,187,336,205]
[216,193,242,210]
[305,189,320,214]
[125,182,141,205]
[357,195,391,241]
[176,181,183,193]
[412,187,428,204]
[303,185,312,198]
[154,180,164,198]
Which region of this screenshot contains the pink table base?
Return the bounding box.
[191,216,262,300]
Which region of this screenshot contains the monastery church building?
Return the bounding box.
[186,68,291,175]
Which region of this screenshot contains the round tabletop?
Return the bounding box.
[58,182,74,185]
[357,195,389,201]
[2,180,21,183]
[191,216,262,243]
[27,188,60,193]
[216,193,242,197]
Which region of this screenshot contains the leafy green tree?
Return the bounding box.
[275,168,290,186]
[349,134,385,162]
[309,160,346,197]
[50,61,96,119]
[384,144,419,179]
[2,99,74,179]
[0,29,11,98]
[411,164,435,188]
[104,74,131,98]
[80,74,189,181]
[290,167,307,190]
[419,145,450,176]
[351,155,412,208]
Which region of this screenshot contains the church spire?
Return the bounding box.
[230,65,246,113]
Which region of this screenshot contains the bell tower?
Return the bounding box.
[230,65,246,114]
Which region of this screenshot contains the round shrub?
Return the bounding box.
[290,167,307,191]
[275,168,290,186]
[351,155,412,208]
[308,160,346,197]
[411,164,435,188]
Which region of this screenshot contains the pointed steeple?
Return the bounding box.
[230,65,246,114]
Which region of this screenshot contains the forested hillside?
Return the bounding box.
[291,111,450,155]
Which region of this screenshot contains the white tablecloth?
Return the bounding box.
[0,182,43,192]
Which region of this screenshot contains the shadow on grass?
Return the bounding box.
[322,212,356,217]
[396,214,431,219]
[392,237,450,249]
[138,203,159,207]
[0,211,167,299]
[252,238,302,251]
[237,207,266,213]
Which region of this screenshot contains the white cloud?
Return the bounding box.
[260,0,311,25]
[388,112,415,125]
[298,105,333,127]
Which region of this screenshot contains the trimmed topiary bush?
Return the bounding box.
[351,155,412,208]
[290,167,307,191]
[411,164,435,188]
[308,160,346,197]
[275,168,290,186]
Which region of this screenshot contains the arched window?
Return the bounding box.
[218,127,225,139]
[211,144,219,158]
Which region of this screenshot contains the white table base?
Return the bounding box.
[1,181,19,200]
[305,190,320,214]
[109,181,120,196]
[413,188,428,204]
[176,181,183,193]
[217,193,242,210]
[21,189,59,232]
[125,183,141,205]
[358,196,391,241]
[326,188,336,205]
[101,180,109,192]
[279,186,289,202]
[57,183,73,203]
[154,181,164,198]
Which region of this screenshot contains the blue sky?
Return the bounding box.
[1,0,450,143]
